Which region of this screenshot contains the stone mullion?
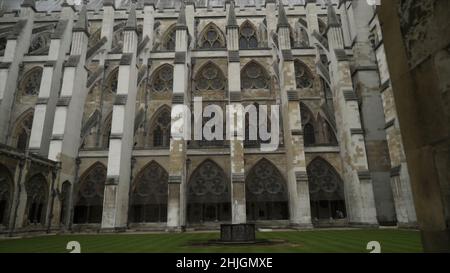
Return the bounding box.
[101,5,139,230]
[0,4,35,143]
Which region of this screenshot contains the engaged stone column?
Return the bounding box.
[276,2,312,227]
[48,4,90,229]
[325,3,378,226]
[29,3,75,157]
[0,1,35,143]
[101,4,139,230]
[226,1,246,225]
[167,3,191,231]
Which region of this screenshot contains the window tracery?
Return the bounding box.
[246,159,288,221]
[294,60,314,89]
[25,175,47,225]
[150,65,174,93]
[241,61,270,90]
[199,24,225,49]
[73,163,106,224]
[194,62,226,92]
[130,162,168,223]
[239,21,258,49]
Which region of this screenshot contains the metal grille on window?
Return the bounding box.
[150,65,173,93]
[246,159,289,221]
[295,60,314,89]
[241,62,270,90]
[25,175,48,225]
[129,162,168,223]
[73,164,106,224]
[307,157,346,220]
[239,21,258,49]
[194,62,226,92]
[187,160,231,223]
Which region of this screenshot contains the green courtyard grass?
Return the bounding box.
[0,229,422,253]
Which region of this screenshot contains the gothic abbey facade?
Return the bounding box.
[0,0,417,234]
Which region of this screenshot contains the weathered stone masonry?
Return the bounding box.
[0,0,417,234]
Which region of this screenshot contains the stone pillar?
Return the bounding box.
[167,3,191,231]
[101,0,117,53]
[276,1,312,227]
[369,14,417,227]
[29,3,75,157]
[0,1,35,143]
[350,0,396,225]
[226,1,246,224]
[377,0,449,252]
[326,3,378,226]
[101,4,139,230]
[338,1,353,47]
[48,4,89,229]
[8,159,28,230]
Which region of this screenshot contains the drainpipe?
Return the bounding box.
[9,157,25,237]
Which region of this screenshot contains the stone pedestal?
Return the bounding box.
[220,224,256,242]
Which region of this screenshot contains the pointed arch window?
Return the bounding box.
[151,107,171,148]
[74,163,106,224]
[241,61,270,90]
[29,32,51,55]
[199,24,225,49]
[21,68,43,96]
[14,111,34,151]
[25,174,48,225]
[296,18,310,48]
[187,160,231,223]
[150,65,174,93]
[307,158,346,220]
[295,60,314,89]
[59,181,71,226]
[245,159,288,221]
[304,123,315,146]
[107,69,119,93]
[318,18,327,37]
[0,37,7,54]
[194,62,226,92]
[130,162,168,223]
[239,21,258,49]
[163,27,176,51]
[0,165,13,226]
[101,114,113,149]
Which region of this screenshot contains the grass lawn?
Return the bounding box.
[0,229,422,253]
